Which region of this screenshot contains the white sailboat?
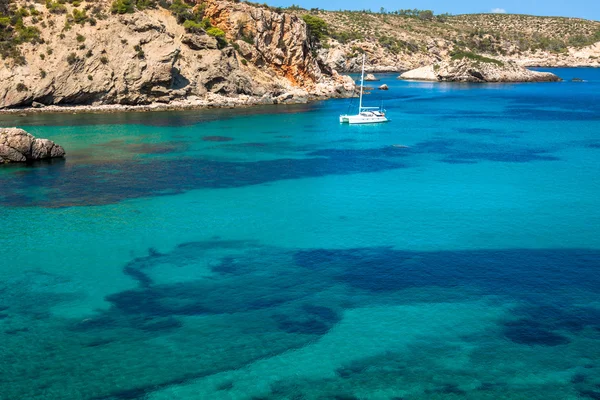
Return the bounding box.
[339,54,388,124]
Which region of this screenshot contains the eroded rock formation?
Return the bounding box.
[400,58,561,82]
[0,0,353,109]
[0,128,65,163]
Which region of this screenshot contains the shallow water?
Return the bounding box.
[1,68,600,400]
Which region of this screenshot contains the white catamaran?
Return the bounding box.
[339,54,389,124]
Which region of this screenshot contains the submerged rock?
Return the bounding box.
[0,128,65,164]
[399,57,561,83]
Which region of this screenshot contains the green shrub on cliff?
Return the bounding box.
[183,19,202,32]
[111,0,134,14]
[183,18,211,33]
[169,0,192,23]
[72,8,88,24]
[378,35,416,54]
[0,0,8,15]
[136,0,157,10]
[206,27,225,38]
[302,14,328,43]
[451,49,503,66]
[66,52,79,64]
[329,29,363,44]
[0,6,42,63]
[45,0,67,14]
[206,27,227,48]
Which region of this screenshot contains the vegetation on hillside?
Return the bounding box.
[450,49,504,65]
[287,7,600,58]
[302,14,327,44]
[1,0,599,67]
[0,0,42,63]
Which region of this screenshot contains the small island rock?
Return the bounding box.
[0,127,66,164]
[364,74,379,81]
[378,84,389,90]
[399,57,561,83]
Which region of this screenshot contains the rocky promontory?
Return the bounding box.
[0,128,65,164]
[0,0,353,111]
[400,57,561,83]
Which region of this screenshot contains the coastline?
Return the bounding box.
[0,65,592,116]
[0,92,350,116]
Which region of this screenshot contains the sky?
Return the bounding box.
[265,0,600,21]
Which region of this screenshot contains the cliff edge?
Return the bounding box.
[0,0,354,109]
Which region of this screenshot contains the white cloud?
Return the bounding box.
[491,7,507,13]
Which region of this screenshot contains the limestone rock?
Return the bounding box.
[378,84,389,90]
[400,58,561,82]
[0,128,65,164]
[364,74,378,81]
[399,65,438,81]
[0,1,353,110]
[181,33,218,50]
[0,144,26,162]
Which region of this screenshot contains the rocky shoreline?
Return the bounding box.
[0,89,353,115]
[400,58,561,83]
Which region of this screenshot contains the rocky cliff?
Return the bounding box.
[291,10,600,72]
[0,0,353,109]
[0,127,65,163]
[400,56,561,82]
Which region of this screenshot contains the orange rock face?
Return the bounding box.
[202,0,321,88]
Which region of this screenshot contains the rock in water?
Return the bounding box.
[378,84,389,90]
[399,57,561,83]
[364,74,379,81]
[0,128,66,164]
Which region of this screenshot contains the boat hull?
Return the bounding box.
[340,115,388,124]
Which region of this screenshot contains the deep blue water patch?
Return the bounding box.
[580,390,600,400]
[0,149,407,207]
[294,247,600,297]
[513,304,600,333]
[6,241,600,400]
[309,140,560,165]
[0,136,561,208]
[92,139,189,155]
[440,158,479,164]
[202,136,234,142]
[426,383,467,396]
[413,138,559,163]
[503,319,570,346]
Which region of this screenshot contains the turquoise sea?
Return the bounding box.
[1,68,600,400]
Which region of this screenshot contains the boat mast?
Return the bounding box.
[359,53,365,112]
